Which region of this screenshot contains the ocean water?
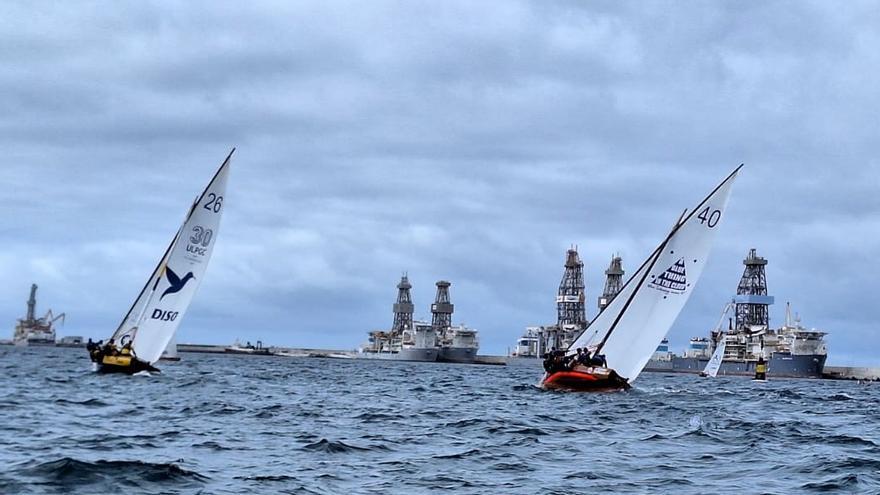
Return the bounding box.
[1,346,879,494]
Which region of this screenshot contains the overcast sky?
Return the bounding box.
[1,1,877,364]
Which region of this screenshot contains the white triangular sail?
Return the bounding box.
[569,166,741,383]
[114,150,232,364]
[703,338,725,377]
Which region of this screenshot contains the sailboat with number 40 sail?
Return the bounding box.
[541,166,742,392]
[88,150,233,374]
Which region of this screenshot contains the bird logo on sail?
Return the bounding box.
[160,266,195,300]
[648,258,688,294]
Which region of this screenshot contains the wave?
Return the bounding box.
[9,457,208,490]
[353,412,406,422]
[801,473,861,491]
[301,439,373,453]
[824,393,856,402]
[443,418,484,428]
[235,474,299,482]
[432,448,482,460]
[486,426,550,436]
[53,398,109,407]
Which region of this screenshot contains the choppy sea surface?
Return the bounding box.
[2,346,879,494]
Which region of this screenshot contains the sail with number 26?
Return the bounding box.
[88,150,233,374]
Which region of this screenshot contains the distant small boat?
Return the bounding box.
[701,302,734,378]
[541,166,742,392]
[160,335,181,361]
[87,150,233,374]
[225,340,271,355]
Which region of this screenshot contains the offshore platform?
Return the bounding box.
[433,281,479,363]
[512,249,627,359]
[537,248,588,352]
[13,284,65,346]
[598,255,624,311]
[733,248,773,331]
[360,276,477,363]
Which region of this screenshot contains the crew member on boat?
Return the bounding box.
[102,339,118,357]
[576,348,591,366]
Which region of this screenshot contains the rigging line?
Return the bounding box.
[193,148,235,206]
[594,227,673,354]
[566,207,689,352]
[111,225,183,340]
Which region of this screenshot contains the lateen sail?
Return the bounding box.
[703,337,725,377]
[568,166,741,383]
[121,151,232,364]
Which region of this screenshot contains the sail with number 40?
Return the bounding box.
[569,166,741,383]
[112,150,233,365]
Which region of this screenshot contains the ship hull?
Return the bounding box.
[224,348,271,355]
[359,348,439,362]
[644,352,826,378]
[437,347,477,363]
[13,339,56,347]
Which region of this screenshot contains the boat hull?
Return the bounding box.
[644,352,826,378]
[359,348,439,362]
[437,346,477,363]
[224,348,271,355]
[95,355,160,374]
[541,367,630,392]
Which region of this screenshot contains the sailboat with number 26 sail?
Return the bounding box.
[88,150,233,374]
[541,166,742,392]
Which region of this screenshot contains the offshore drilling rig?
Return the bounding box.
[391,274,415,335]
[361,276,477,363]
[598,256,624,311]
[734,248,774,330]
[13,284,65,346]
[431,280,454,332]
[536,247,589,352]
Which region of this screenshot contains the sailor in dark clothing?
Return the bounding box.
[590,351,607,367]
[88,339,105,363]
[542,349,556,372]
[563,351,578,370]
[102,339,117,357]
[577,348,592,366]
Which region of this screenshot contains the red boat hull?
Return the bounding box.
[541,367,630,392]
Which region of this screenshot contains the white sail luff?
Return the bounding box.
[131,151,232,364]
[583,167,740,383]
